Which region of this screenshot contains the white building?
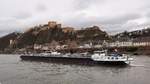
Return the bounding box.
[108,41,133,47]
[41,46,49,50]
[107,41,150,47]
[94,44,102,48]
[133,42,150,46]
[34,44,42,50]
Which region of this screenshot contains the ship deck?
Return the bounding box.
[20,54,128,65]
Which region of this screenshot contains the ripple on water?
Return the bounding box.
[0,55,150,84]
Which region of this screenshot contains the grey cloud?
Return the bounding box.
[0,27,18,37]
[101,13,142,24]
[146,11,150,17]
[36,3,47,12]
[13,12,32,19]
[0,0,150,36]
[65,13,141,28]
[63,12,145,34]
[74,0,105,10]
[0,32,10,37]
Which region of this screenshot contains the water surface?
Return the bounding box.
[0,54,150,84]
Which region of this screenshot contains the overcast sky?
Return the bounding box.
[0,0,150,36]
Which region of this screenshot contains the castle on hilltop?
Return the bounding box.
[48,21,61,28]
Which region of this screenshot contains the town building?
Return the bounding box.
[94,44,102,48]
[48,21,61,28]
[9,39,17,48]
[34,44,42,50]
[48,21,57,28]
[62,27,74,33]
[108,41,133,47]
[106,41,150,47]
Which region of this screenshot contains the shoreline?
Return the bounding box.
[0,46,150,56]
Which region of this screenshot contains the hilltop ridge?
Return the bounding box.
[0,21,109,50]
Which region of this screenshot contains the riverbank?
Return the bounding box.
[58,46,150,56]
[0,46,150,55]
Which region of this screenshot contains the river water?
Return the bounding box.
[0,54,150,84]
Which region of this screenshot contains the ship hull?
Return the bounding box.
[20,55,128,65]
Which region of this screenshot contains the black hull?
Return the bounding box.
[20,55,128,65]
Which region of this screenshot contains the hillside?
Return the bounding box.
[113,28,150,41]
[0,21,109,50]
[76,26,109,43]
[0,32,20,50]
